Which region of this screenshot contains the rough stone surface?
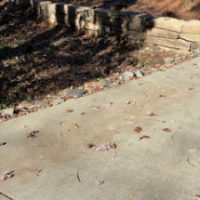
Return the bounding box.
[154,17,185,33]
[0,107,14,117]
[180,33,200,43]
[100,79,111,88]
[147,28,179,39]
[181,20,200,34]
[68,88,86,98]
[148,37,191,51]
[134,70,144,78]
[120,71,134,81]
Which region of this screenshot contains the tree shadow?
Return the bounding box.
[0,3,153,108]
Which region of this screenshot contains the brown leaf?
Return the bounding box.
[66,109,74,113]
[148,112,157,117]
[27,130,39,138]
[87,143,96,149]
[110,143,117,149]
[134,127,142,134]
[162,128,172,132]
[0,142,7,146]
[159,94,167,98]
[139,135,151,140]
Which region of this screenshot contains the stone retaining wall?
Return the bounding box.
[17,0,200,52]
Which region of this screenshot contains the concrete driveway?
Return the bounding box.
[0,57,200,200]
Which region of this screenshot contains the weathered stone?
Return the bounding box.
[147,28,179,39]
[38,1,52,20]
[120,71,134,81]
[134,70,144,78]
[181,20,200,34]
[75,7,95,31]
[121,12,154,32]
[94,9,121,31]
[100,79,111,88]
[0,107,14,117]
[147,37,191,51]
[180,33,200,43]
[68,88,87,98]
[154,17,185,33]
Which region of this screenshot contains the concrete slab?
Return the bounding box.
[0,57,200,200]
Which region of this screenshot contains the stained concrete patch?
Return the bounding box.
[0,57,200,200]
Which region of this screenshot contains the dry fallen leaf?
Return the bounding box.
[110,143,117,149]
[134,127,142,134]
[0,170,15,181]
[148,112,157,117]
[139,135,151,140]
[0,142,7,146]
[159,94,167,98]
[162,128,172,132]
[27,130,39,138]
[87,143,96,149]
[66,109,74,113]
[96,143,117,151]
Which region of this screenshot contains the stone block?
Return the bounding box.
[147,28,179,39]
[154,17,185,33]
[75,6,95,30]
[180,33,200,43]
[147,37,191,51]
[94,9,120,27]
[38,1,52,20]
[181,20,200,34]
[121,12,154,32]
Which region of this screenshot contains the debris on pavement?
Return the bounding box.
[162,128,172,132]
[159,94,167,98]
[35,169,42,176]
[0,170,15,181]
[139,135,151,140]
[147,112,157,117]
[134,127,142,134]
[66,109,74,113]
[96,178,105,185]
[27,130,39,138]
[102,102,113,108]
[96,143,117,151]
[77,171,81,183]
[87,143,96,149]
[0,142,7,147]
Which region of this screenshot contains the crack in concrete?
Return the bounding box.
[0,192,15,200]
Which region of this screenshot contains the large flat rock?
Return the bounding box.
[0,57,200,200]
